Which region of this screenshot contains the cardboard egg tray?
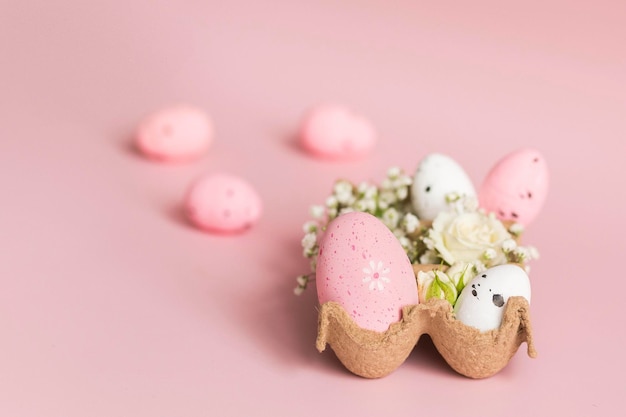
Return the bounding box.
[316,264,536,379]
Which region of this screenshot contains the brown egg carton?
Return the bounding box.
[316,264,536,379]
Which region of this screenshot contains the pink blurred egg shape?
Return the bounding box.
[184,173,262,233]
[299,104,377,160]
[316,211,418,332]
[135,105,214,162]
[479,148,549,227]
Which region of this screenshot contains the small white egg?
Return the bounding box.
[410,153,476,220]
[453,264,531,332]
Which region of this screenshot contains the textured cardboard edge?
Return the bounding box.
[316,296,536,379]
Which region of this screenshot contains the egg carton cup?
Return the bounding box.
[316,265,536,379]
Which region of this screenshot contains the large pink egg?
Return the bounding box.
[184,173,262,233]
[299,104,376,160]
[135,105,213,162]
[316,212,418,332]
[479,148,549,227]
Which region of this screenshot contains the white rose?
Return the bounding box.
[428,211,511,266]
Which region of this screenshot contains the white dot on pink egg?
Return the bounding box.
[135,105,213,162]
[184,173,262,233]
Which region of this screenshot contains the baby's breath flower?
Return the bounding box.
[401,213,420,234]
[483,248,497,261]
[502,238,517,252]
[509,222,524,236]
[294,274,312,295]
[527,246,540,260]
[382,208,400,229]
[396,186,409,201]
[339,207,354,215]
[419,250,439,264]
[387,166,402,179]
[333,180,354,205]
[310,205,325,219]
[302,221,318,233]
[301,232,317,250]
[325,196,338,208]
[422,236,435,251]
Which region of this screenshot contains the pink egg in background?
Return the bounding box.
[479,148,549,227]
[299,104,377,160]
[184,173,262,233]
[135,105,214,162]
[316,211,418,332]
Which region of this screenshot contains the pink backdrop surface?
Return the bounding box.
[1,1,625,416]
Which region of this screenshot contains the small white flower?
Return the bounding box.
[502,238,517,252]
[396,186,409,201]
[357,181,370,194]
[334,180,354,205]
[509,222,524,236]
[398,236,411,249]
[527,245,540,259]
[419,250,439,264]
[302,221,318,233]
[483,248,497,260]
[387,166,401,179]
[402,213,420,234]
[339,207,354,215]
[379,190,397,205]
[301,233,317,250]
[513,246,529,260]
[325,196,338,208]
[382,208,400,229]
[362,260,391,291]
[310,205,325,219]
[294,286,305,296]
[296,275,309,286]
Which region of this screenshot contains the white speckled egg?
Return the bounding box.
[411,153,476,220]
[316,212,418,332]
[454,264,531,332]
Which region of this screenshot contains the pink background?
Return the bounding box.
[1,1,625,415]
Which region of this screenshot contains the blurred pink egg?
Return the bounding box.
[135,105,213,162]
[184,173,262,233]
[479,148,549,227]
[299,104,376,160]
[316,212,418,332]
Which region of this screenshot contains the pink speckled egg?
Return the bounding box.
[135,105,213,162]
[184,173,262,233]
[299,104,376,160]
[316,212,418,332]
[479,148,549,227]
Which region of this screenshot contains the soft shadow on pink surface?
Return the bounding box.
[405,335,460,378]
[229,236,350,376]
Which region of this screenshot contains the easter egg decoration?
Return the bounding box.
[135,105,213,162]
[316,211,418,332]
[453,264,531,332]
[411,153,476,221]
[299,104,377,160]
[479,148,549,227]
[184,173,262,233]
